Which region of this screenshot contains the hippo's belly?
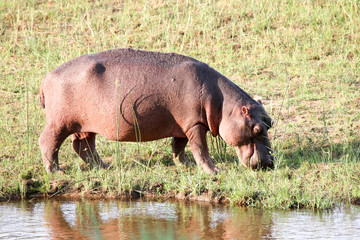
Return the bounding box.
[79,95,187,142]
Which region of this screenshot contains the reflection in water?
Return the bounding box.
[43,200,273,239]
[0,199,359,239]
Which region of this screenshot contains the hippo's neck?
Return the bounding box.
[202,69,258,136]
[216,73,258,110]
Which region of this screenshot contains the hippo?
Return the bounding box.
[39,48,274,174]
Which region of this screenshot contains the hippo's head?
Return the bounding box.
[219,102,274,169]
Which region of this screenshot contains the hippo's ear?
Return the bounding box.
[232,105,250,119]
[241,106,251,118]
[258,100,263,105]
[241,106,248,115]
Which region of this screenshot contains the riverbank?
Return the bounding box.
[1,0,359,209]
[4,139,360,209]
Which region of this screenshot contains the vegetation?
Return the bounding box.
[0,0,359,209]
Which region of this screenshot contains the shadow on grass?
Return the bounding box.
[276,139,360,169]
[152,138,360,170]
[93,137,359,171]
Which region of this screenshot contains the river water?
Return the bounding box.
[0,199,359,239]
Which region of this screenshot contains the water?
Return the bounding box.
[0,199,359,239]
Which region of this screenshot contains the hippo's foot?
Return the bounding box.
[55,168,65,175]
[45,164,65,174]
[201,162,221,175]
[173,153,188,167]
[214,166,221,174]
[100,162,112,170]
[89,161,111,170]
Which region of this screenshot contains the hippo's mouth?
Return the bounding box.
[249,150,274,169]
[235,143,274,170]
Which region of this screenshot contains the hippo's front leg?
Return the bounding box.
[186,124,220,174]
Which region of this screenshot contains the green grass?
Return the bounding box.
[0,0,359,209]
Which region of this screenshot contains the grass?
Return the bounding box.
[0,0,359,209]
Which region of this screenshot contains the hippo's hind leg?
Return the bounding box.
[185,124,220,174]
[72,132,109,169]
[39,124,70,173]
[171,137,188,166]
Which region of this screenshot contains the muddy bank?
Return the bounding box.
[3,177,360,209]
[17,178,231,205]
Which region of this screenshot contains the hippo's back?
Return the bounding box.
[42,48,202,109]
[51,48,199,77]
[93,48,198,64]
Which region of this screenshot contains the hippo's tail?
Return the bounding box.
[39,80,45,108]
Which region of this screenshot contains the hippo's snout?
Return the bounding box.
[236,142,274,170]
[251,153,274,170]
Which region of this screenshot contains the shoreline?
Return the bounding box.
[2,158,360,210]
